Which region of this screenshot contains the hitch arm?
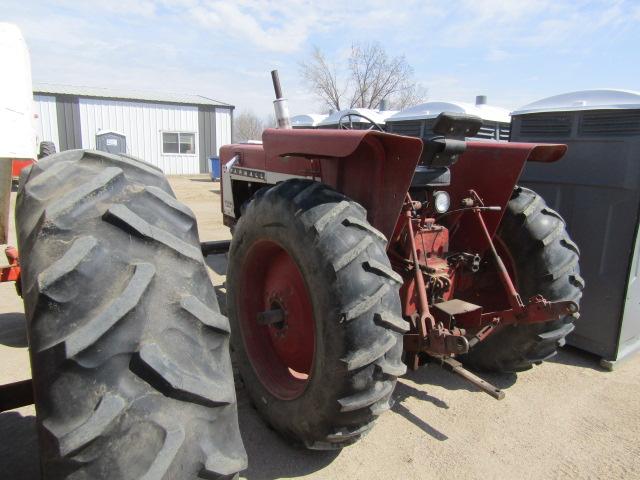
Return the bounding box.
[402,196,469,361]
[467,192,579,328]
[441,357,505,400]
[483,296,579,326]
[472,207,524,310]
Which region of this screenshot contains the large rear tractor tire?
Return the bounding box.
[16,150,246,479]
[38,141,57,159]
[462,186,584,373]
[227,179,407,449]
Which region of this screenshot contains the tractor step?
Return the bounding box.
[0,379,34,412]
[439,357,505,400]
[200,240,231,256]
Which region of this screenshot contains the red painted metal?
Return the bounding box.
[237,239,315,400]
[403,199,433,339]
[0,246,20,283]
[384,143,573,359]
[397,196,471,359]
[223,126,577,366]
[482,295,578,327]
[221,129,423,240]
[443,142,566,256]
[473,207,523,309]
[493,235,519,291]
[11,159,34,178]
[435,207,578,336]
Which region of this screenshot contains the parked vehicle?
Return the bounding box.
[0,20,584,474]
[219,71,583,448]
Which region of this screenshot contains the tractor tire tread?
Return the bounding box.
[17,149,246,479]
[338,380,394,412]
[229,179,404,449]
[461,186,583,373]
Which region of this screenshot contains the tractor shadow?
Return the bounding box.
[0,410,39,479]
[236,393,340,479]
[205,253,228,277]
[391,379,450,441]
[404,361,518,395]
[548,345,607,372]
[205,253,229,314]
[389,364,517,442]
[0,312,27,348]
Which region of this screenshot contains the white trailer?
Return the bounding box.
[0,23,37,243]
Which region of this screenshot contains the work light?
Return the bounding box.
[434,191,450,213]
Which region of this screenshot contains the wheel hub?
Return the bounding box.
[238,240,316,399]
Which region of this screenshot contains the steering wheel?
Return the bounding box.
[338,113,384,132]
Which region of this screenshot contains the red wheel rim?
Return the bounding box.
[238,240,316,400]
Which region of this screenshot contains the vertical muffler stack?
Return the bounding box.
[271,70,292,129]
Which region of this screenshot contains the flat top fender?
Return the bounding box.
[262,128,423,240]
[262,127,422,158]
[446,141,567,254]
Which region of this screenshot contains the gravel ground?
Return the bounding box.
[1,174,639,480]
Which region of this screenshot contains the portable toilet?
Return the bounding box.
[291,113,328,129]
[385,96,511,140]
[96,130,126,154]
[317,108,396,130]
[511,89,640,368]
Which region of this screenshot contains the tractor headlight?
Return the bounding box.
[434,191,450,213]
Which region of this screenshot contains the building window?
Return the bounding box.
[162,132,196,154]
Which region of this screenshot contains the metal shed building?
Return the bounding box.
[511,89,640,368]
[32,83,234,175]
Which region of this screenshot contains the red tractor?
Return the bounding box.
[220,71,583,448]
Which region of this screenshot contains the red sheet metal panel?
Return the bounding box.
[446,142,566,255]
[232,128,423,241]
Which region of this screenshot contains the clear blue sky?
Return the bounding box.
[6,0,640,117]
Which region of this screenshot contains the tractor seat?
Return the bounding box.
[411,165,451,188]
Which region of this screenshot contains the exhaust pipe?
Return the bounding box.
[271,70,291,129]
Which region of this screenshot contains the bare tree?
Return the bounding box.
[233,111,264,142]
[390,83,429,110]
[300,42,426,111]
[300,46,345,110]
[263,113,277,129]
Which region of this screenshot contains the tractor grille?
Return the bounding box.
[519,114,572,138]
[388,119,511,141]
[388,121,422,137]
[498,123,511,141]
[579,111,640,136]
[422,119,436,134]
[475,125,498,140]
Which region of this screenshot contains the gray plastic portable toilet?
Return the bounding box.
[291,113,328,129]
[511,89,640,368]
[317,108,396,130]
[96,130,127,154]
[385,96,511,140]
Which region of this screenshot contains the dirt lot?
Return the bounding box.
[1,175,639,479]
